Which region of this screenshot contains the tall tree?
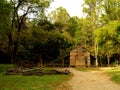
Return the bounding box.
[82,0,103,66]
[7,0,52,63]
[67,16,82,44]
[94,21,120,65]
[48,7,70,32]
[0,0,13,62]
[48,7,74,67]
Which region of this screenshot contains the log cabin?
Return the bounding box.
[70,46,91,67]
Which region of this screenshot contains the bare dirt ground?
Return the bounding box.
[56,67,120,90]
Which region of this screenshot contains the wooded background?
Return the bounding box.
[0,0,120,67]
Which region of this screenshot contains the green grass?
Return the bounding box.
[0,64,15,73]
[106,68,120,84]
[75,67,99,72]
[0,64,71,90]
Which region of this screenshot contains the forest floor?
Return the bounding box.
[57,67,120,90]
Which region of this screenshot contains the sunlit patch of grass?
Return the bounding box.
[106,68,120,84]
[75,66,99,72]
[0,64,71,90]
[0,75,69,90]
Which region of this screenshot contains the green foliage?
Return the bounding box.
[94,21,120,65]
[0,0,12,43]
[111,60,119,67]
[106,68,120,84]
[95,21,120,53]
[67,16,80,37]
[48,7,70,24]
[16,17,74,65]
[104,0,120,20]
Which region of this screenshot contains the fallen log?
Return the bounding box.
[5,68,71,76]
[5,68,23,75]
[57,69,70,74]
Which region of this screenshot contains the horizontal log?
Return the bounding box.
[5,68,71,76]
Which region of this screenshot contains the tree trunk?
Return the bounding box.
[95,41,98,67]
[99,56,103,67]
[62,58,64,67]
[13,31,21,63]
[107,55,110,66]
[8,34,14,64]
[13,41,18,63]
[38,50,43,67]
[59,48,65,67]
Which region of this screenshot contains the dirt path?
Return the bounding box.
[65,68,120,90]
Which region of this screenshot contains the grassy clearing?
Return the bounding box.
[75,67,99,72]
[106,68,120,84]
[0,64,72,90]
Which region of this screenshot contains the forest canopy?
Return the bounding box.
[0,0,120,67]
